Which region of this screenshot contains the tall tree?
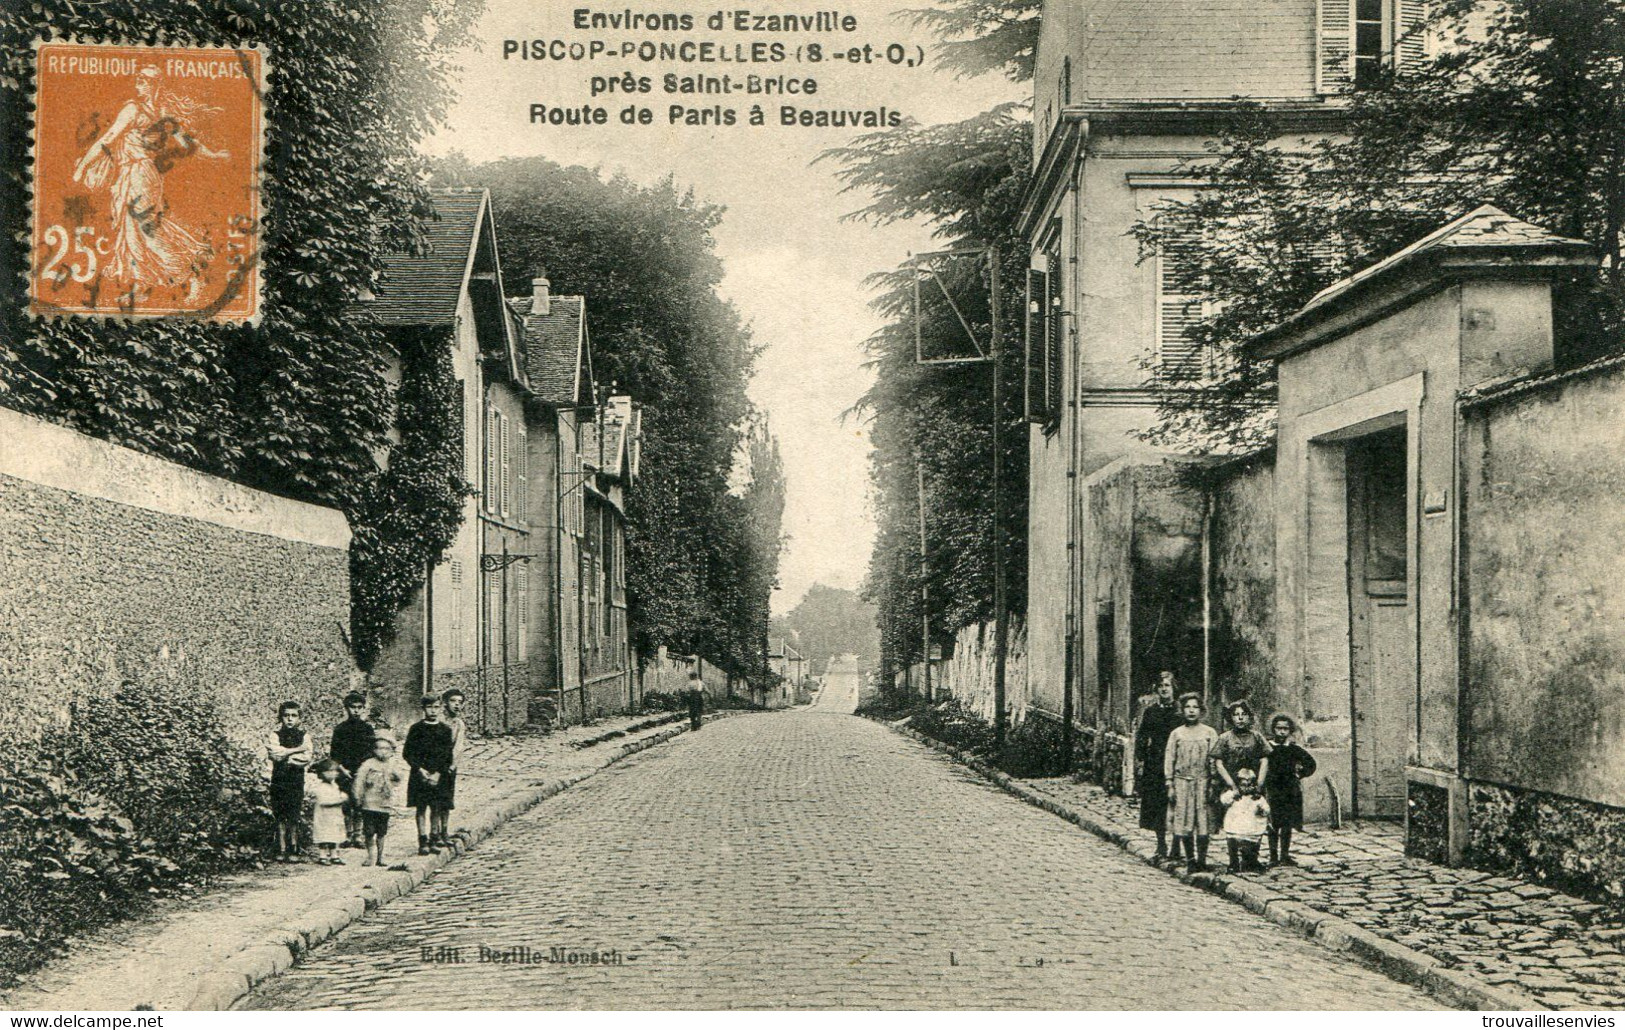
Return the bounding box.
[1132,0,1625,453]
[827,0,1038,674]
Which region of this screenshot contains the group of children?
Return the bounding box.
[263,690,470,867]
[1138,675,1318,875]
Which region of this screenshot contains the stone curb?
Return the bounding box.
[867,714,1545,1013]
[187,711,740,1011]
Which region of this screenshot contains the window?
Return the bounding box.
[1154,224,1211,383]
[1023,248,1064,427]
[484,408,498,514]
[499,412,511,518]
[516,564,529,660]
[484,575,499,663]
[517,426,529,523]
[448,566,463,665]
[1320,0,1428,92]
[1353,0,1386,89]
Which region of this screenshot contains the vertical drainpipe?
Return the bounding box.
[1064,124,1088,772]
[1201,486,1213,711]
[554,411,566,726]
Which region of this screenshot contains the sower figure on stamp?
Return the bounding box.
[71,64,229,304]
[1164,693,1217,872]
[1134,670,1182,861]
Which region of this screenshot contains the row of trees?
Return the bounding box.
[836,1,1038,678]
[436,155,784,685]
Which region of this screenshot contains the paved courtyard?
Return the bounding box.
[242,669,1439,1010]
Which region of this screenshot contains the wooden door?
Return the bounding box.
[1347,427,1414,819]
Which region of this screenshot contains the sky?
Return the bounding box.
[427,1,1020,614]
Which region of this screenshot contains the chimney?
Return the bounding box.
[531,276,551,316]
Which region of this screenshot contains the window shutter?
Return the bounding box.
[499,413,511,518]
[1046,263,1064,424]
[517,564,528,659]
[1395,0,1427,71]
[1156,227,1208,384]
[452,379,466,479]
[517,426,528,522]
[1025,268,1049,423]
[1318,0,1353,93]
[485,408,498,513]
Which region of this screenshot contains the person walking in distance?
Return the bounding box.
[1134,671,1183,862]
[685,668,705,731]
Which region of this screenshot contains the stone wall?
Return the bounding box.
[1461,361,1625,901]
[1207,454,1280,717]
[0,407,358,757]
[901,617,1028,727]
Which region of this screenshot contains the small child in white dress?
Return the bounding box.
[307,759,348,865]
[1221,767,1270,873]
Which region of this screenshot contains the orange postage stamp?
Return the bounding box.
[28,41,266,323]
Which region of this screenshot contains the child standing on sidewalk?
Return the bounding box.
[307,759,348,865]
[1221,767,1270,873]
[403,695,456,856]
[440,688,468,852]
[353,735,405,867]
[1263,714,1317,867]
[265,701,312,863]
[329,691,376,848]
[1164,693,1217,872]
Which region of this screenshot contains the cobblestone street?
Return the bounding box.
[242,670,1439,1010]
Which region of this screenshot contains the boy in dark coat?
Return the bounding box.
[329,691,376,847]
[403,695,456,855]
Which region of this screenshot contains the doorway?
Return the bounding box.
[1345,425,1414,819]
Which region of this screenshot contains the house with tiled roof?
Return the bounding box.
[358,189,642,732]
[512,276,642,723]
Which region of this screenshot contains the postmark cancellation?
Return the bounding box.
[27,41,267,324]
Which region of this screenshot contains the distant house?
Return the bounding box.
[766,637,805,709]
[360,189,641,732]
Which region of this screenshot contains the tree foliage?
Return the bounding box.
[1132,0,1625,453]
[434,155,770,677]
[714,424,786,684]
[0,0,483,667]
[899,0,1040,82]
[827,0,1035,672]
[771,584,881,676]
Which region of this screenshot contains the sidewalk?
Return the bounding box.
[0,710,722,1012]
[878,717,1625,1011]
